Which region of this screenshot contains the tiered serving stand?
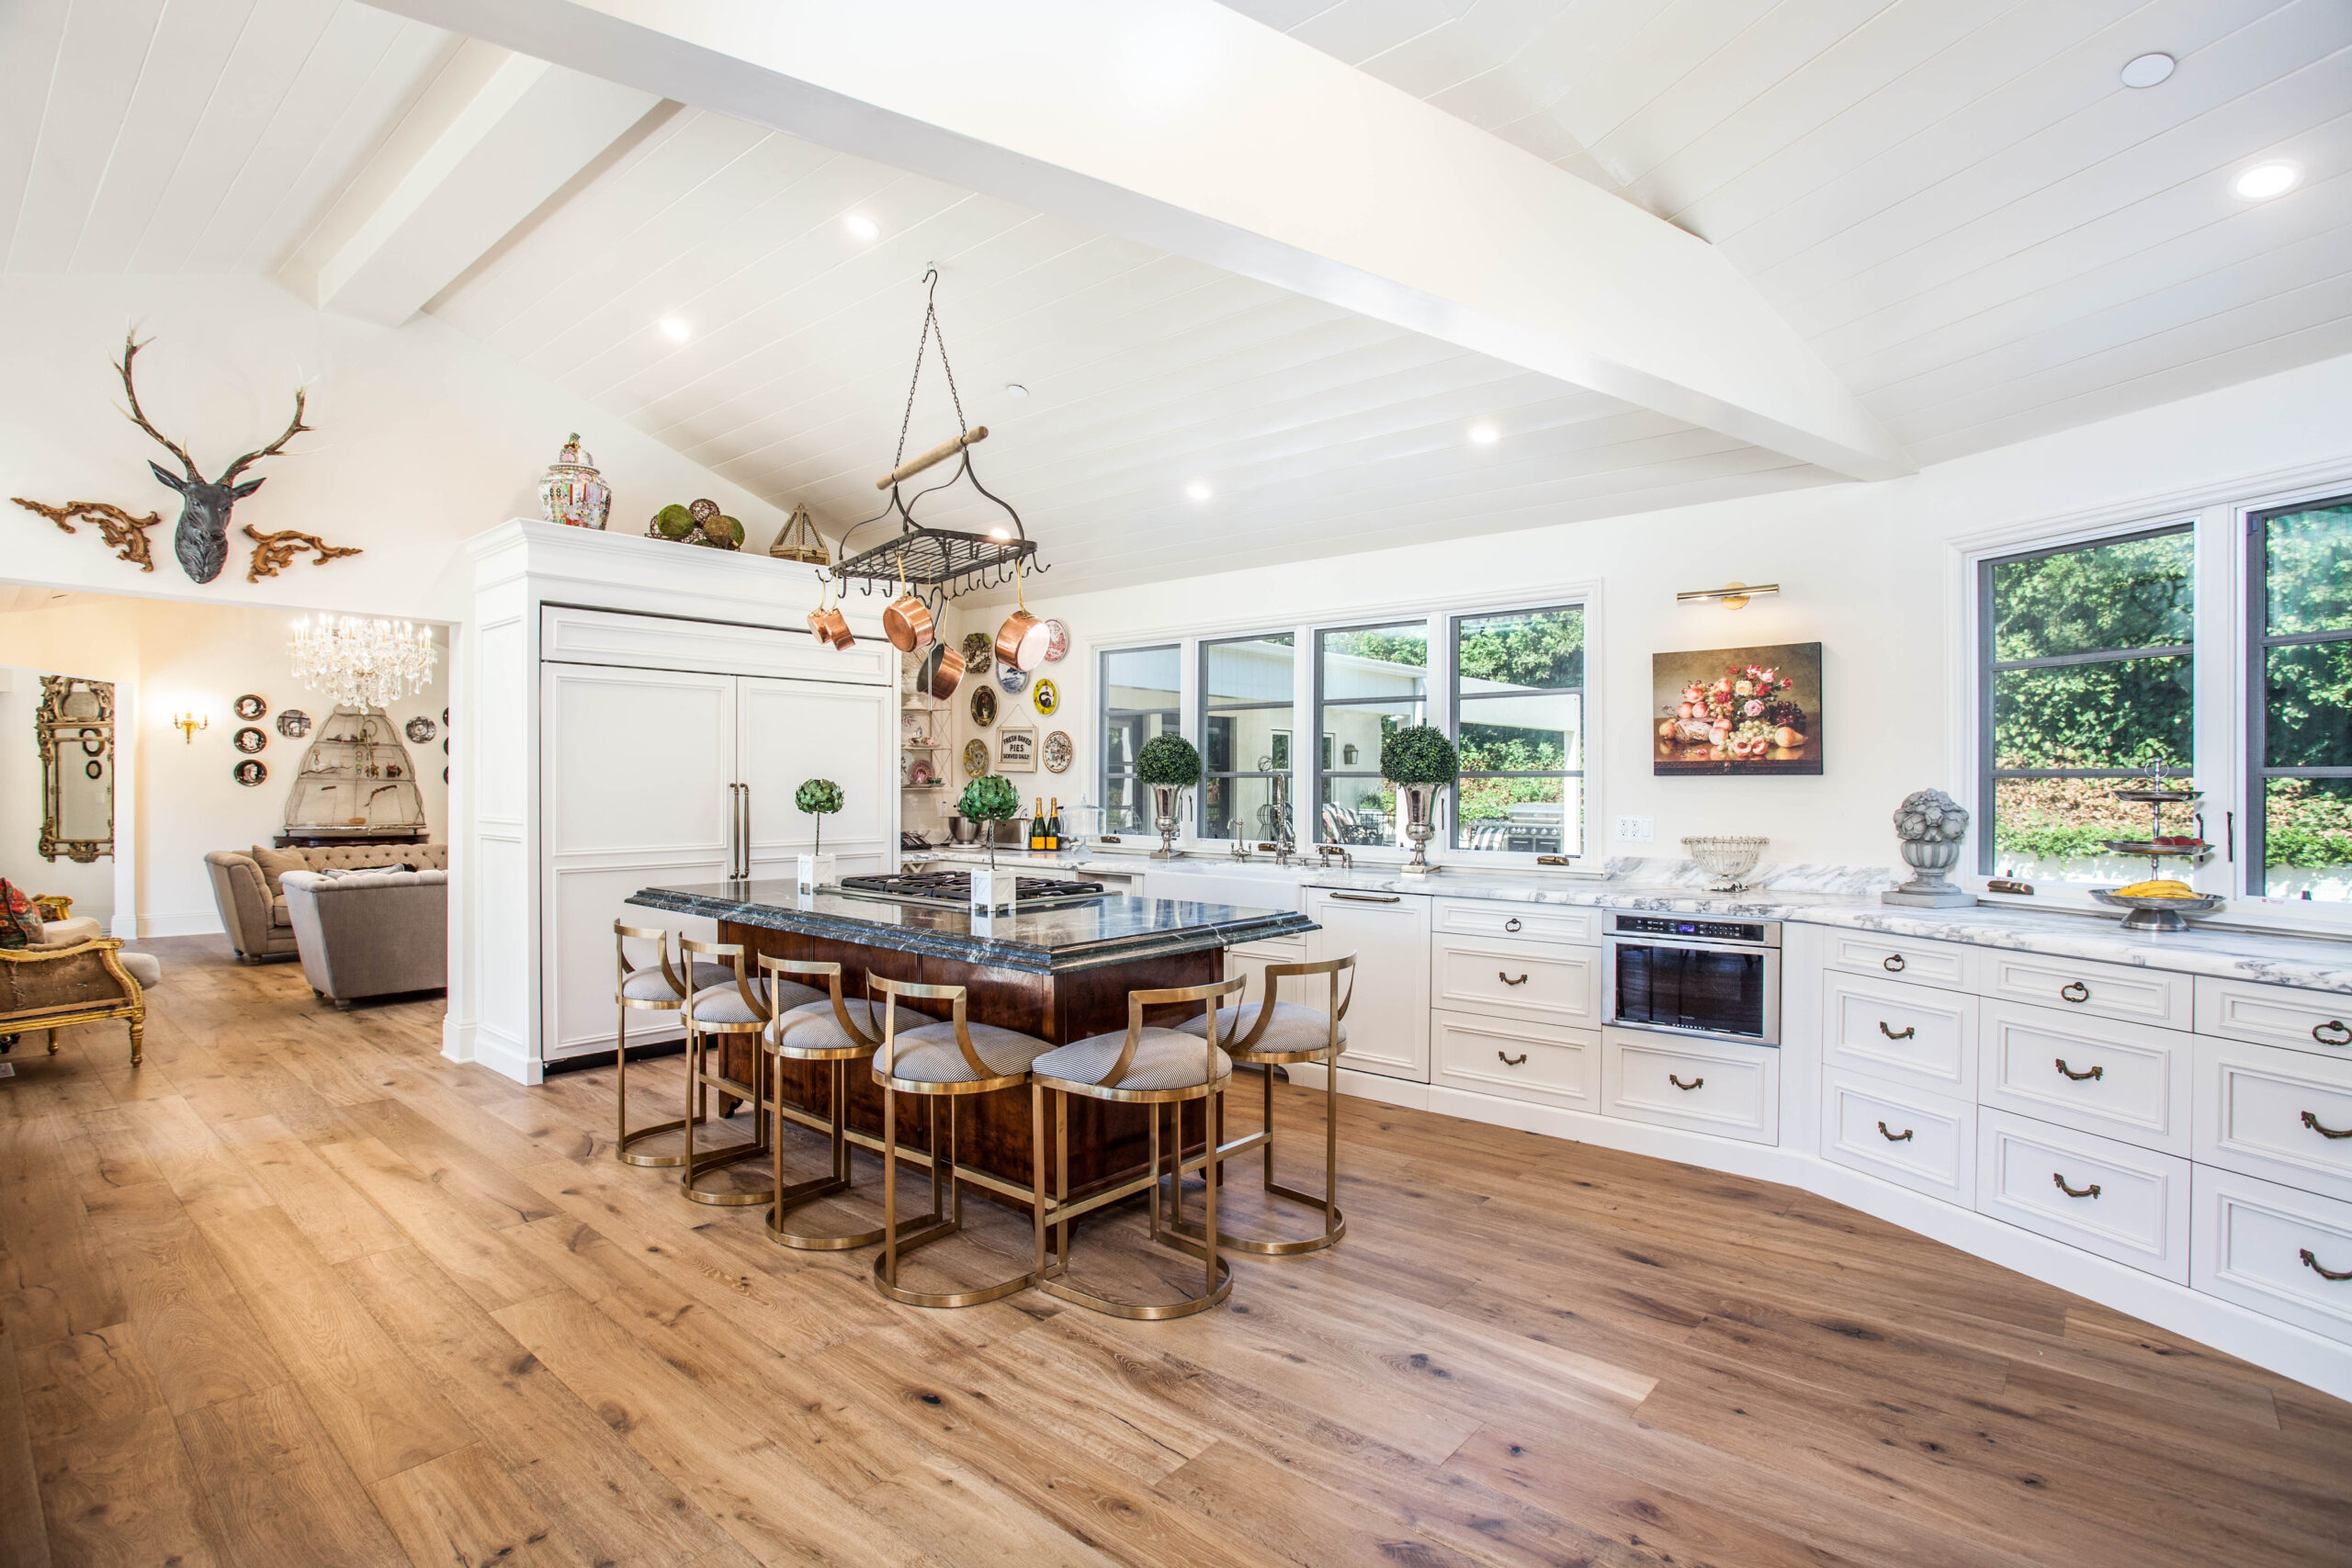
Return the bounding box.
[2089,766,2222,931]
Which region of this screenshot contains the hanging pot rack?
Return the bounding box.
[825,268,1047,615]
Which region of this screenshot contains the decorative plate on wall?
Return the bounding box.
[969,686,996,727]
[232,727,267,754]
[1032,678,1058,716]
[232,759,267,787]
[959,632,992,675]
[1044,731,1072,773]
[276,709,311,739]
[406,716,436,743]
[1043,619,1069,662]
[963,739,989,777]
[995,660,1028,696]
[232,694,267,720]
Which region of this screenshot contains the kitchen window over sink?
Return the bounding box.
[1099,644,1180,836]
[2247,492,2352,902]
[1313,623,1427,849]
[1199,633,1295,842]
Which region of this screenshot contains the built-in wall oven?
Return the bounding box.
[1604,914,1780,1046]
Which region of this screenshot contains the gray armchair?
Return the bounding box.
[280,868,447,1007]
[207,843,448,963]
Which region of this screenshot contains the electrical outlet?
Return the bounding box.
[1615,814,1655,842]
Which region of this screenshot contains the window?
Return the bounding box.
[1977,526,2195,884]
[1314,623,1426,847]
[2248,495,2352,902]
[1198,633,1294,841]
[1451,606,1585,856]
[1099,644,1179,834]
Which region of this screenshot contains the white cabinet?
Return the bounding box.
[1976,1108,2191,1282]
[1304,887,1430,1082]
[1430,897,1597,945]
[1822,932,1977,992]
[2193,1167,2352,1348]
[1820,1069,1973,1206]
[1433,1012,1600,1110]
[2195,977,2352,1060]
[1977,1002,2192,1157]
[737,675,890,883]
[1821,970,1977,1098]
[2193,1038,2352,1204]
[1982,950,2193,1031]
[1430,934,1600,1028]
[1600,1028,1778,1145]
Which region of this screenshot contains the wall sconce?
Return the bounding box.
[172,711,208,744]
[1677,581,1781,610]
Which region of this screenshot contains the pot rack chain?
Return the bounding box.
[891,268,967,474]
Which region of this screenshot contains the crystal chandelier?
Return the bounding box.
[289,616,437,710]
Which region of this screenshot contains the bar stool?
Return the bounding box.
[678,938,821,1206]
[759,956,888,1250]
[610,922,734,1168]
[1170,954,1352,1256]
[869,976,1053,1308]
[1029,976,1245,1319]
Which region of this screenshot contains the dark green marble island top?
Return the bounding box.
[626,880,1315,975]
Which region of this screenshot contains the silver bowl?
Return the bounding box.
[1683,834,1768,892]
[2088,888,2224,932]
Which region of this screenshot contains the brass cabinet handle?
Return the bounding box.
[2302,1248,2352,1282]
[1883,954,1905,973]
[2301,1110,2352,1140]
[1331,892,1401,904]
[2315,1020,2352,1046]
[2059,979,2090,1004]
[1498,971,1529,987]
[2052,1172,2101,1200]
[1498,1051,1527,1066]
[1877,1021,1917,1041]
[1668,1073,1703,1091]
[1877,1121,1913,1143]
[1504,917,1522,932]
[2055,1058,2104,1082]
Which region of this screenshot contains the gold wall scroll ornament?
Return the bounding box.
[243,525,362,582]
[12,497,162,571]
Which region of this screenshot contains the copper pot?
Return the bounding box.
[922,641,965,699]
[814,605,853,649]
[995,607,1051,671]
[882,591,935,653]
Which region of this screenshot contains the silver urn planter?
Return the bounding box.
[1883,787,1975,908]
[1397,782,1442,874]
[1150,784,1185,860]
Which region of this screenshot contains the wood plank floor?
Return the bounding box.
[5,937,2349,1568]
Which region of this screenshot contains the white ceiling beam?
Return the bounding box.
[305,48,660,326]
[361,0,1911,479]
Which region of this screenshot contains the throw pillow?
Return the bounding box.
[250,845,310,897]
[0,880,41,949]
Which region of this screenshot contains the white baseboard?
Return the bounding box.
[1289,1063,2352,1403]
[468,1022,540,1086]
[137,910,224,939]
[441,1017,474,1065]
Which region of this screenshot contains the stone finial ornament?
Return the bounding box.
[1883,787,1975,907]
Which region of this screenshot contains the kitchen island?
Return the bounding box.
[625,878,1315,1201]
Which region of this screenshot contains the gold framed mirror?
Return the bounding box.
[37,675,114,863]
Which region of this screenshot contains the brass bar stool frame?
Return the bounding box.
[758,956,888,1251]
[678,937,775,1207]
[870,977,1044,1309]
[612,922,701,1168]
[1032,976,1245,1320]
[1170,955,1353,1257]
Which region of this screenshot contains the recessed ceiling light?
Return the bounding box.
[843,213,880,242]
[1184,480,1213,502]
[659,317,690,342]
[1469,423,1500,446]
[1004,383,1029,400]
[2119,52,2175,88]
[989,526,1012,541]
[2233,162,2301,200]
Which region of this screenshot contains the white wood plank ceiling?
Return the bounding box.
[1218,0,2352,464]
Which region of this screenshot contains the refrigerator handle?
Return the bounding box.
[737,783,751,878]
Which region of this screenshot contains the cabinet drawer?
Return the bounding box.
[2195,1038,2352,1204]
[1600,1030,1778,1145]
[1431,936,1599,1026]
[2195,977,2352,1060]
[1978,1003,2191,1156]
[1820,1071,1973,1206]
[1823,932,1976,992]
[1432,1011,1599,1111]
[1431,898,1597,945]
[1975,1110,2189,1281]
[1982,951,2191,1031]
[2193,1167,2352,1348]
[1822,972,1976,1097]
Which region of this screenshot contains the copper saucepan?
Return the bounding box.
[808,574,853,649]
[880,554,936,653]
[993,558,1051,671]
[921,640,964,700]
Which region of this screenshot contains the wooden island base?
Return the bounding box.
[717,921,1222,1203]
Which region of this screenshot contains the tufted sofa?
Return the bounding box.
[205,843,449,963]
[280,867,447,1007]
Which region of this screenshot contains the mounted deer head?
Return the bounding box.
[113,333,311,584]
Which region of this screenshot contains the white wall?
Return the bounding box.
[939,351,2352,873]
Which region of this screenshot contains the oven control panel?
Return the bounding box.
[1611,914,1779,946]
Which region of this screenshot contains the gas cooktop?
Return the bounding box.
[836,870,1109,909]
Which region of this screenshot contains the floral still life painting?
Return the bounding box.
[1653,642,1823,775]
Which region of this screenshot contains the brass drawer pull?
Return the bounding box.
[1877,1021,1916,1041]
[2301,1111,2352,1140]
[1498,1051,1528,1067]
[1668,1073,1703,1091]
[1877,1121,1913,1143]
[2052,1173,2100,1200]
[2055,1058,2104,1082]
[2316,1020,2352,1046]
[1498,971,1529,987]
[1331,892,1401,904]
[1504,917,1522,932]
[1883,954,1905,973]
[2059,979,2090,1004]
[2303,1248,2352,1282]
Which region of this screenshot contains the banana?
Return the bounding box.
[2114,878,2195,899]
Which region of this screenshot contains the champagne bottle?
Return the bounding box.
[1047,797,1062,852]
[1029,798,1046,852]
